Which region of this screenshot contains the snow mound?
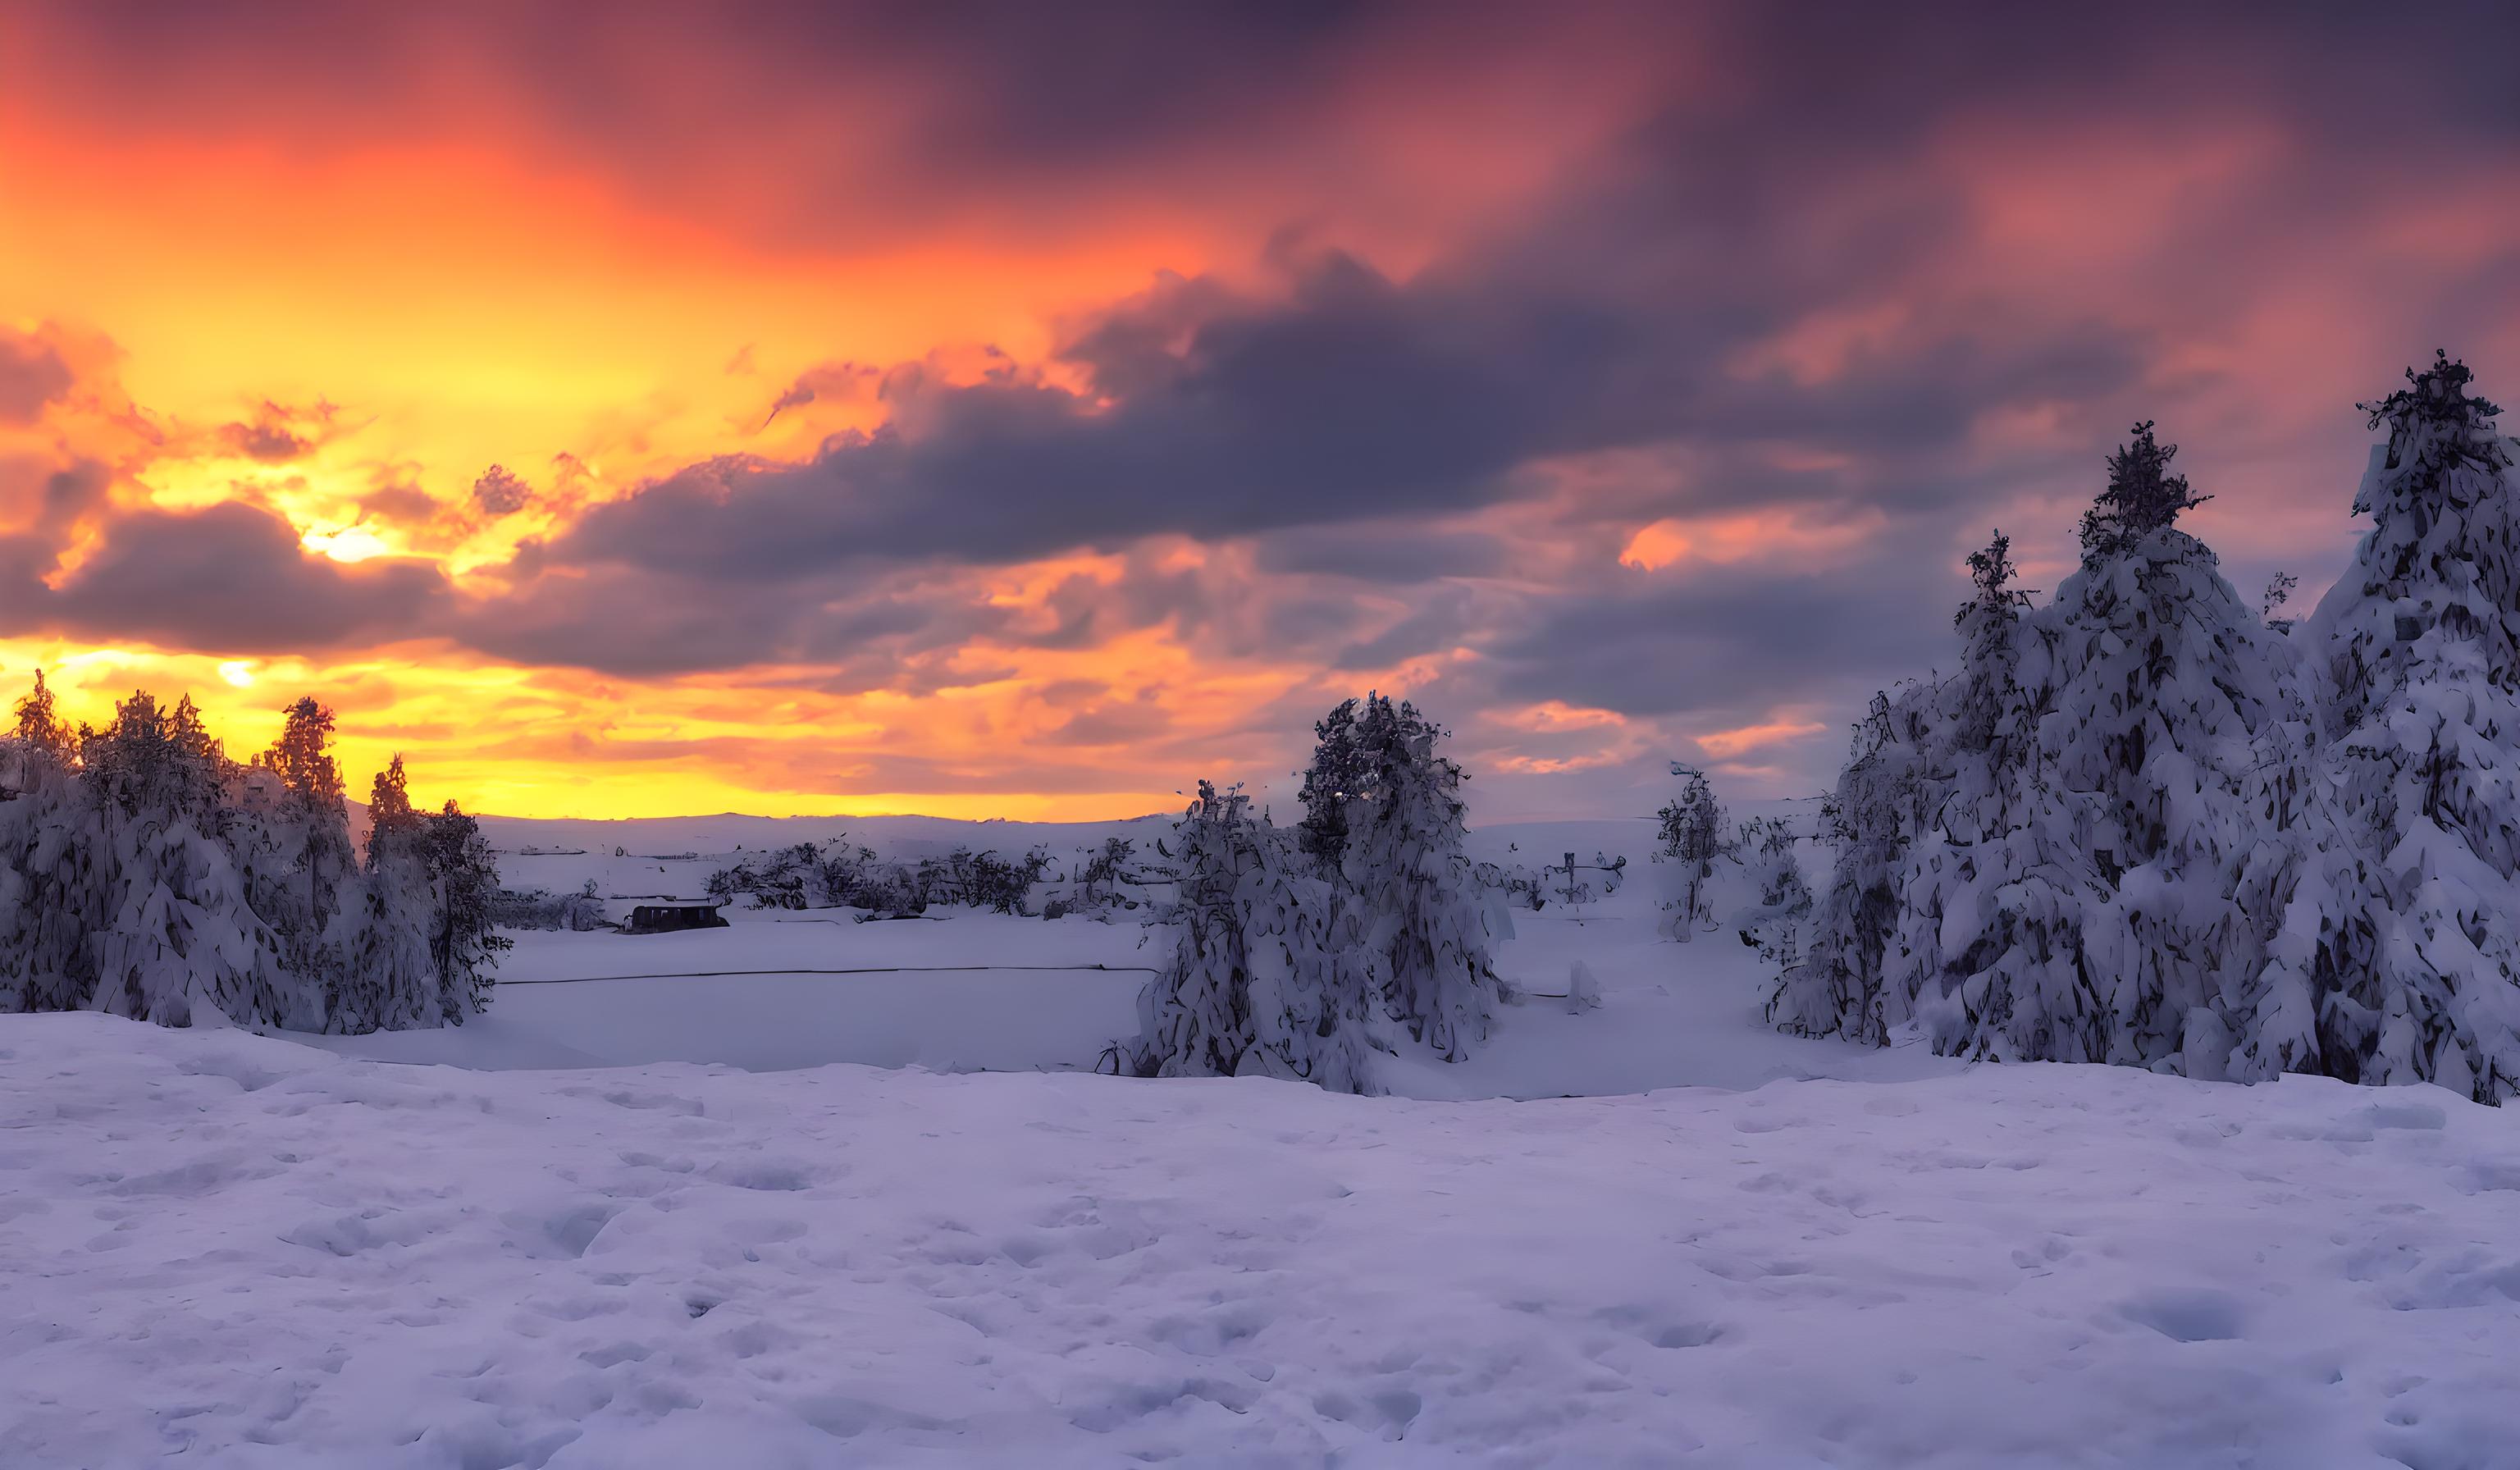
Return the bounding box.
[7,1012,2518,1467]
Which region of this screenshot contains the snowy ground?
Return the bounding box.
[311,809,1952,1098]
[10,810,2519,1465]
[8,1014,2519,1468]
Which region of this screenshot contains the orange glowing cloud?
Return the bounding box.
[1693,719,1829,762]
[1618,510,1887,573]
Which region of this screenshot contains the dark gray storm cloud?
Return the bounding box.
[1481,549,1959,725]
[451,560,1012,683]
[31,502,449,654]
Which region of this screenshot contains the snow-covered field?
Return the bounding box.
[7,810,2519,1466]
[10,1015,2520,1468]
[309,810,1949,1099]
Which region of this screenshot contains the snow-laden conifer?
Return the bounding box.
[330,756,441,1032]
[1885,532,2114,1061]
[81,693,298,1028]
[1115,782,1379,1093]
[0,675,103,1012]
[1294,698,1372,867]
[0,682,497,1033]
[1331,696,1507,1061]
[2023,425,2282,1069]
[2237,354,2520,1099]
[238,697,359,1013]
[421,800,509,1022]
[1770,682,1943,1043]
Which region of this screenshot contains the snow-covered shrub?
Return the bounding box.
[707,842,829,910]
[1058,842,1164,917]
[1077,838,1134,903]
[489,882,609,932]
[1655,765,1728,940]
[908,847,1053,915]
[1732,815,1813,967]
[1109,782,1381,1093]
[706,838,1047,916]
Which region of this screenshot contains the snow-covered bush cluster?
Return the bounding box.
[488,880,609,932]
[1051,835,1169,917]
[1776,354,2520,1102]
[705,838,1057,917]
[0,683,505,1032]
[1112,693,1513,1091]
[1733,815,1815,966]
[707,838,903,913]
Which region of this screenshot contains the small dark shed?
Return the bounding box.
[624,902,730,935]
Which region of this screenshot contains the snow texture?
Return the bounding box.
[7,1011,2518,1468]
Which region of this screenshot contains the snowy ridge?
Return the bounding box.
[7,1012,2518,1467]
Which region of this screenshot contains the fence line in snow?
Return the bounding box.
[498,963,1163,987]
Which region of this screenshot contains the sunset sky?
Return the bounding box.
[2,1,2515,821]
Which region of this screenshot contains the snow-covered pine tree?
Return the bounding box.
[1334,695,1507,1060]
[1121,782,1256,1078]
[1295,697,1372,867]
[420,798,508,1021]
[1655,764,1727,941]
[0,673,102,1012]
[2226,684,2330,1083]
[11,669,76,766]
[1886,532,2113,1061]
[2239,353,2520,1100]
[1769,682,1945,1043]
[365,752,420,864]
[2024,423,2281,1070]
[330,755,441,1032]
[80,692,299,1028]
[231,696,361,1022]
[0,682,493,1033]
[1114,782,1379,1093]
[0,766,94,1012]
